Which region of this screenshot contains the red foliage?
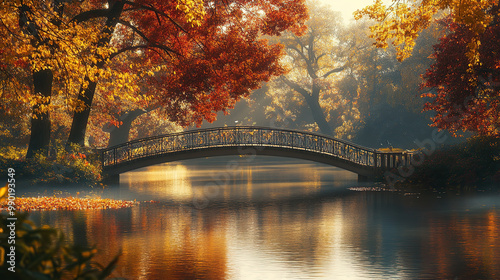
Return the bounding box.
[124,0,307,127]
[87,0,308,144]
[422,17,500,137]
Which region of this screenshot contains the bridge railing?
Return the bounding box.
[100,126,412,170]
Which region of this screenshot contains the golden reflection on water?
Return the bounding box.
[83,206,228,280]
[28,159,500,279]
[86,200,380,279]
[41,197,500,280]
[122,164,193,201]
[120,160,348,203]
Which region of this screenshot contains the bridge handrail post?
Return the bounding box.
[303,133,306,150]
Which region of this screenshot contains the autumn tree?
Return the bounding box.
[263,1,370,137]
[65,0,308,146]
[82,0,308,147]
[208,2,452,147]
[354,0,497,61]
[1,0,308,157]
[0,0,125,157]
[65,0,128,146]
[65,0,207,145]
[422,18,500,136]
[341,21,447,147]
[215,17,446,147]
[355,0,500,137]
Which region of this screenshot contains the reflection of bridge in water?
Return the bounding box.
[100,126,414,183]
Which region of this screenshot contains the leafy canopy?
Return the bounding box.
[354,0,498,61]
[422,18,500,137]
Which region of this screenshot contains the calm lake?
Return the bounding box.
[24,156,500,279]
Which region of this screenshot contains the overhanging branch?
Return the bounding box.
[109,44,179,60]
[122,1,187,33]
[71,9,109,23]
[118,20,151,43]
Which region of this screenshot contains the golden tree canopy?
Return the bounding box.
[355,0,498,61]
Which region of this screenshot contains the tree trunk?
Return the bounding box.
[26,69,53,158]
[107,109,146,147]
[304,93,334,136]
[305,81,333,136]
[280,77,334,136]
[67,79,97,145]
[67,1,125,146]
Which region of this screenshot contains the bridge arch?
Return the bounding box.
[99,126,413,183]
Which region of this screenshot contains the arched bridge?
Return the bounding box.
[100,126,414,183]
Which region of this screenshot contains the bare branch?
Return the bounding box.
[322,65,347,79]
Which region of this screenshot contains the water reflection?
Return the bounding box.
[119,157,357,204]
[26,157,500,279]
[123,164,194,201]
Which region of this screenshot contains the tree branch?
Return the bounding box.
[109,44,179,60]
[118,20,151,43]
[316,52,326,59]
[71,9,109,23]
[280,76,311,98]
[287,45,318,79]
[122,1,187,33]
[322,65,347,79]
